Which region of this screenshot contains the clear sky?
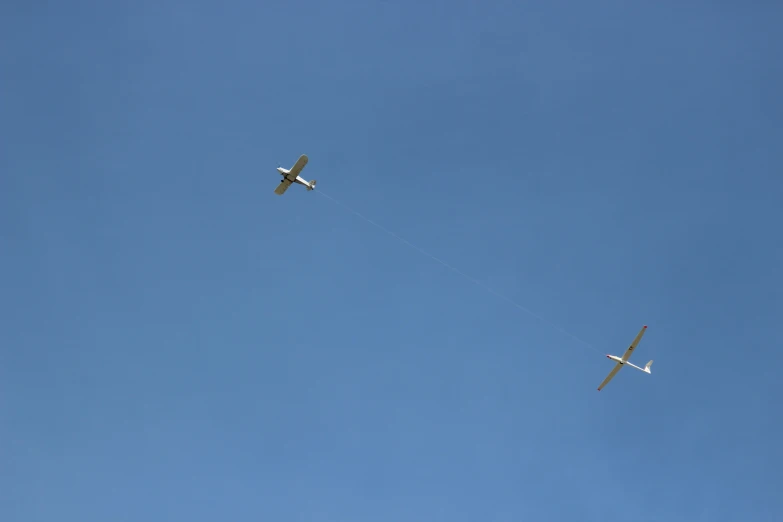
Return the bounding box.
[2,1,782,521]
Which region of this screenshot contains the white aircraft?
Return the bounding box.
[274,154,316,195]
[597,325,653,391]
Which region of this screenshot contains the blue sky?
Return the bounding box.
[2,1,782,520]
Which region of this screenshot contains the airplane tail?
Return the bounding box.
[644,360,653,374]
[307,179,317,191]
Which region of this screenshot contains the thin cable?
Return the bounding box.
[316,189,602,354]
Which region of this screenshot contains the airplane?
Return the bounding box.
[274,154,316,195]
[597,325,653,391]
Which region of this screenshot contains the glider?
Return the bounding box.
[597,325,653,391]
[274,154,316,195]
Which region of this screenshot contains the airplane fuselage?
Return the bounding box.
[277,167,311,187]
[277,167,310,188]
[607,354,650,373]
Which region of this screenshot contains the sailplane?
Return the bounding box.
[597,325,653,391]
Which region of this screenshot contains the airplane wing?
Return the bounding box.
[620,325,647,362]
[287,154,309,178]
[274,179,292,195]
[597,362,623,391]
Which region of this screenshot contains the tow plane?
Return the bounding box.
[597,325,653,391]
[274,154,316,195]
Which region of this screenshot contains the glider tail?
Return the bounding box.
[644,360,653,374]
[308,179,317,191]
